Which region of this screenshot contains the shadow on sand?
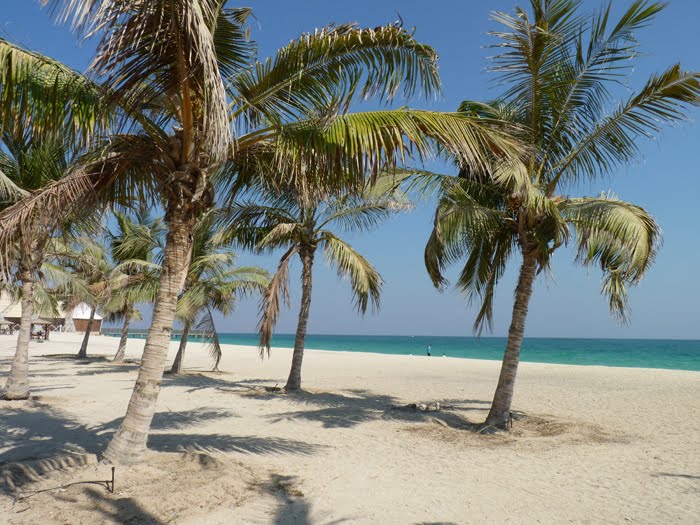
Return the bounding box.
[260,473,351,525]
[256,388,490,431]
[0,401,320,496]
[44,487,166,525]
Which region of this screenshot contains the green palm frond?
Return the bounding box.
[231,22,440,125]
[0,37,104,146]
[110,210,165,264]
[272,109,524,193]
[561,194,660,321]
[257,223,300,250]
[212,7,256,80]
[547,65,700,190]
[544,2,666,155]
[318,199,400,234]
[425,178,512,288]
[174,208,269,357]
[193,307,223,371]
[0,149,27,203]
[320,232,381,315]
[488,0,584,118]
[188,252,237,280]
[0,133,165,271]
[222,266,270,296]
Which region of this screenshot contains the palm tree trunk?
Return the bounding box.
[285,248,314,392]
[2,271,34,400]
[483,250,538,429]
[170,321,191,374]
[113,309,133,362]
[102,210,195,464]
[77,306,96,358]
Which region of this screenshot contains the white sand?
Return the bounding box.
[1,332,698,524]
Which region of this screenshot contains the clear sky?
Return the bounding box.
[3,1,699,339]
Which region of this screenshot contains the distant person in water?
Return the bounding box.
[426,345,431,357]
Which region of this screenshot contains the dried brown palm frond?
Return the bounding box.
[44,0,233,161]
[258,246,296,357]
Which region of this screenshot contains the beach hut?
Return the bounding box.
[30,317,53,341]
[0,293,22,332]
[0,292,102,334]
[68,303,103,333]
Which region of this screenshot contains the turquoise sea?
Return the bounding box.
[208,333,700,372]
[111,331,700,371]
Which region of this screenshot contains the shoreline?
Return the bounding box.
[101,332,700,372]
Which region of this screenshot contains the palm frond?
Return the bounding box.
[231,22,440,126]
[193,307,223,371]
[424,178,512,289]
[547,65,700,190]
[0,37,105,146]
[561,194,661,321]
[45,0,233,161]
[272,109,524,193]
[320,232,381,314]
[543,2,666,159]
[258,245,296,357]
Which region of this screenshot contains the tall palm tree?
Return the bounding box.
[108,210,164,362]
[0,2,521,463]
[171,210,269,374]
[230,180,405,392]
[425,0,700,429]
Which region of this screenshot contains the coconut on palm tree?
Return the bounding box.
[0,2,521,463]
[229,178,407,392]
[425,0,700,429]
[171,210,269,374]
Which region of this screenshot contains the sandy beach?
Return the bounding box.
[1,332,698,524]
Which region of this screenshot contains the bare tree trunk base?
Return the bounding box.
[102,428,148,465]
[2,389,30,401]
[483,409,513,430]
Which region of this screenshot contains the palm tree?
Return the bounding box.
[171,210,269,374]
[0,2,521,463]
[0,36,103,400]
[52,237,119,358]
[108,210,164,362]
[0,138,76,398]
[230,180,405,392]
[425,1,700,430]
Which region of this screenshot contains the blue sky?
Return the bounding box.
[3,1,699,339]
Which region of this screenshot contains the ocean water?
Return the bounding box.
[206,333,699,372]
[112,331,700,371]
